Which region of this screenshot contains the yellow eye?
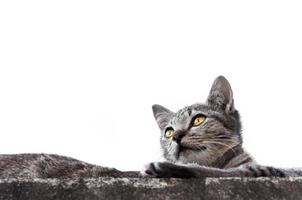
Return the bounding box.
[192,115,206,126]
[165,129,174,138]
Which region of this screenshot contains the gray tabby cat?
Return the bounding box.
[142,76,302,178]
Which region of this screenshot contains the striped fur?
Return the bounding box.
[0,154,128,178]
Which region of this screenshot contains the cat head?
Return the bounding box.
[152,76,242,166]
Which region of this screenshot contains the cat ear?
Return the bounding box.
[206,76,235,113]
[152,104,173,130]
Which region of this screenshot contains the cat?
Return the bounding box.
[1,76,301,179]
[142,76,302,178]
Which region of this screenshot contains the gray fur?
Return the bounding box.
[0,76,300,179]
[142,76,302,178]
[0,154,137,178]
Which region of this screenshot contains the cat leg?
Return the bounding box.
[142,162,288,178]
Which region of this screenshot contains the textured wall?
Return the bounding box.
[1,176,302,200]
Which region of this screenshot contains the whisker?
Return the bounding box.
[202,141,239,154]
[189,135,233,139]
[202,144,225,158]
[185,138,236,143]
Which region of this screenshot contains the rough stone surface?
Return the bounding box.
[1,175,302,200]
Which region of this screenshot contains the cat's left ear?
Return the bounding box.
[206,76,235,113]
[152,104,173,130]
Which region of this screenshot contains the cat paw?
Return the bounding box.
[141,162,175,178]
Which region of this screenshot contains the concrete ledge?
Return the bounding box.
[1,176,302,200]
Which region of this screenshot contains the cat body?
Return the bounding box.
[1,76,301,179]
[142,76,302,178]
[0,153,136,178]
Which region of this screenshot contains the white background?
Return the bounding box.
[0,1,302,171]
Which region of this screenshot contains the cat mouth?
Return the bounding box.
[174,141,207,159]
[176,144,207,158]
[179,142,207,151]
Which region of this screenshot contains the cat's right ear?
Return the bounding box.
[152,104,173,130]
[206,76,235,113]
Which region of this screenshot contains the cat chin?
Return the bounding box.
[165,145,210,165]
[176,149,211,166]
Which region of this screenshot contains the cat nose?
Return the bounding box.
[172,130,186,143]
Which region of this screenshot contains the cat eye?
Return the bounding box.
[192,115,206,127]
[165,128,175,138]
